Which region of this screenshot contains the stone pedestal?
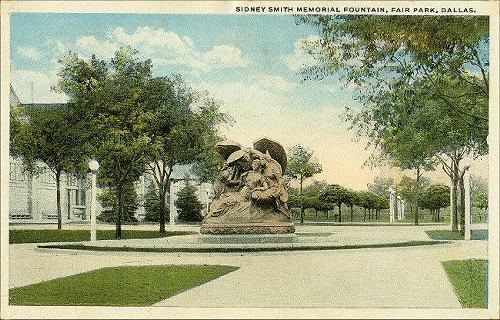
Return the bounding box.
[200,222,295,235]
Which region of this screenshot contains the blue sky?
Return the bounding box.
[9,13,487,189]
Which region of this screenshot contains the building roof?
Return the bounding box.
[22,103,66,110]
[10,85,21,107]
[10,85,66,110]
[170,164,197,181]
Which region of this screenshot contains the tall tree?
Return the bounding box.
[10,105,89,229]
[297,15,489,230]
[471,175,488,222]
[144,75,227,233]
[285,145,323,224]
[55,47,154,238]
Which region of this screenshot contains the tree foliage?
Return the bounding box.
[367,176,394,198]
[174,183,203,222]
[286,145,323,224]
[98,183,139,223]
[54,47,227,236]
[143,75,227,233]
[297,15,489,229]
[319,184,350,221]
[10,105,90,229]
[55,47,155,238]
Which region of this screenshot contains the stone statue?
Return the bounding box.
[200,138,295,234]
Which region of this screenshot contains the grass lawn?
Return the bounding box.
[425,229,488,241]
[9,229,195,244]
[9,265,238,306]
[38,240,449,253]
[442,259,488,308]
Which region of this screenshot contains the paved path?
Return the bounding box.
[153,242,486,308]
[8,224,488,308]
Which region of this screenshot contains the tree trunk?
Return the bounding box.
[159,187,166,233]
[55,170,62,230]
[300,175,304,224]
[450,176,458,231]
[115,185,123,239]
[437,208,440,222]
[350,205,353,222]
[363,208,367,221]
[459,176,466,235]
[338,204,342,222]
[415,167,420,226]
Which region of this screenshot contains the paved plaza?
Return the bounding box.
[8,224,489,308]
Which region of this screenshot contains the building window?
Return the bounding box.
[9,163,25,181]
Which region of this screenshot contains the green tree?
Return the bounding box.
[175,183,203,222]
[343,189,356,222]
[319,184,349,222]
[55,47,153,238]
[97,182,139,223]
[471,175,488,222]
[397,175,431,218]
[354,191,371,221]
[143,184,168,223]
[297,15,489,231]
[144,75,227,233]
[420,185,450,222]
[10,105,89,229]
[296,15,488,124]
[367,176,394,198]
[286,145,323,224]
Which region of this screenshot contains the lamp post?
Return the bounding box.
[463,157,473,241]
[89,159,99,243]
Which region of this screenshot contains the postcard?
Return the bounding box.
[1,1,498,319]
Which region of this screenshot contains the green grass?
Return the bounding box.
[38,240,449,253]
[426,229,488,240]
[9,264,238,306]
[442,259,488,308]
[9,229,195,244]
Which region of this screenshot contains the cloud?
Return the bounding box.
[17,47,41,61]
[11,69,67,103]
[76,35,118,59]
[281,35,321,72]
[258,75,296,92]
[203,45,250,69]
[73,26,250,72]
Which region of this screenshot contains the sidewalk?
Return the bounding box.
[8,225,488,308]
[153,242,486,308]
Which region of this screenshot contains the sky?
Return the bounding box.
[10,13,488,190]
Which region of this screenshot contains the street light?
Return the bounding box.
[89,159,99,243]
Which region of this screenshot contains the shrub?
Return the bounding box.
[143,186,168,222]
[98,183,138,223]
[175,183,203,222]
